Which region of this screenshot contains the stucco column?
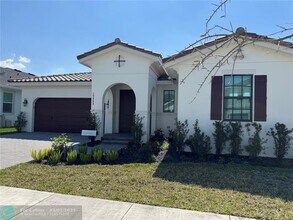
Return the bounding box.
[135,110,149,143]
[134,89,150,143]
[91,95,103,140]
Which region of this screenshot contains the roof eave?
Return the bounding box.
[163,34,293,66]
[78,44,162,68]
[0,84,22,90]
[8,81,92,87]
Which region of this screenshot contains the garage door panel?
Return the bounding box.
[34,98,91,133]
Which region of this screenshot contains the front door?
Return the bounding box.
[119,90,135,133]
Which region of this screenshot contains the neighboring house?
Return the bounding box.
[9,31,293,158]
[0,67,34,127]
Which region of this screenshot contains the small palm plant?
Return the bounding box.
[48,151,61,165]
[66,150,78,164]
[92,147,103,162]
[31,149,45,163]
[105,150,119,163]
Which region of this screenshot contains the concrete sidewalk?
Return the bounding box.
[0,186,254,220]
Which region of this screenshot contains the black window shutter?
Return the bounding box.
[254,75,267,121]
[210,76,223,120]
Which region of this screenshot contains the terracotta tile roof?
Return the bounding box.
[163,32,293,63]
[77,38,162,60]
[9,72,91,83]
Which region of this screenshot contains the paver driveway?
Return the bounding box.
[0,132,88,169]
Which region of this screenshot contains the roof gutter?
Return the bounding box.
[0,85,22,90]
[8,81,92,87]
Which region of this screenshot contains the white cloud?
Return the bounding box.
[18,56,31,63]
[0,55,31,70]
[0,58,26,70]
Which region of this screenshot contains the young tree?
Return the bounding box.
[164,1,292,102]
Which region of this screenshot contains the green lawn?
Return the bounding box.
[0,127,17,135]
[0,162,292,219]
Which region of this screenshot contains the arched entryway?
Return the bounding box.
[102,83,136,134]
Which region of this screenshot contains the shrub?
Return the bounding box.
[48,151,61,164]
[227,122,243,157]
[119,141,156,163]
[150,129,165,156]
[160,140,169,151]
[14,112,27,132]
[132,114,145,147]
[212,121,228,157]
[151,141,161,156]
[66,150,77,164]
[169,119,189,156]
[187,120,211,160]
[92,147,103,162]
[88,110,101,141]
[79,145,88,154]
[80,153,91,164]
[88,110,102,131]
[51,134,72,160]
[123,141,137,156]
[118,141,138,162]
[135,143,155,163]
[245,123,267,159]
[150,129,165,143]
[267,122,293,161]
[218,156,226,164]
[105,150,119,163]
[42,148,53,159]
[31,149,46,162]
[167,129,174,143]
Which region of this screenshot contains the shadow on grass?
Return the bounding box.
[153,161,293,201]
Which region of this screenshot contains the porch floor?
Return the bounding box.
[98,133,134,152]
[102,133,134,140]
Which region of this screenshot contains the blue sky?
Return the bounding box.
[0,0,292,75]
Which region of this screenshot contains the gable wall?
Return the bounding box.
[91,48,152,110]
[90,48,155,141]
[170,43,293,158]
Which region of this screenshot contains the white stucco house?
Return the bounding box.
[9,31,293,158]
[0,67,34,127]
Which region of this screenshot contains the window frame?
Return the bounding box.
[163,90,175,113]
[3,92,14,114]
[223,75,253,122]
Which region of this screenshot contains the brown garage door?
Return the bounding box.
[34,98,91,133]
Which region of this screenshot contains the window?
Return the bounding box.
[223,75,252,121]
[163,90,175,113]
[3,92,13,113]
